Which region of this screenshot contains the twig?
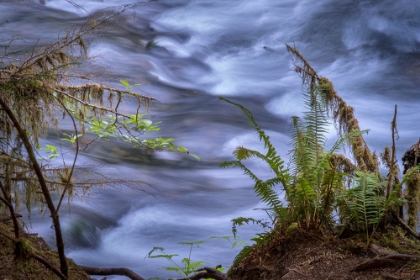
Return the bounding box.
[177,266,230,280]
[55,97,79,212]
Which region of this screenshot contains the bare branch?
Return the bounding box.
[80,266,145,280]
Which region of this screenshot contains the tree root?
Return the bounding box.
[351,250,420,271]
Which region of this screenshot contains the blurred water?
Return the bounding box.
[2,0,420,279]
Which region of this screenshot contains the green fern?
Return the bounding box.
[219,97,292,218]
[337,171,385,240]
[231,217,272,238]
[287,84,367,227]
[220,156,285,216]
[220,90,366,230]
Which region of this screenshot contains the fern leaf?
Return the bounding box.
[233,146,265,161]
[338,171,385,235]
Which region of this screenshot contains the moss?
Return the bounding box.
[0,219,91,280]
[375,226,420,255]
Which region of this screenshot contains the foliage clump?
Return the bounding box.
[222,45,420,275]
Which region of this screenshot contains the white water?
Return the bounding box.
[2,0,420,278]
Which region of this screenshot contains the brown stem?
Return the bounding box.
[0,96,68,277]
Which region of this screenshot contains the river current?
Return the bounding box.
[2,0,420,279]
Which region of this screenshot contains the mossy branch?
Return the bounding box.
[286,44,379,172]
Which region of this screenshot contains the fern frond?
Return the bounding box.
[233,146,265,161]
[338,171,385,238]
[220,97,291,195]
[254,180,284,214]
[220,98,281,162]
[313,130,366,182]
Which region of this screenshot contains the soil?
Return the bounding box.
[0,216,91,280]
[230,228,420,280]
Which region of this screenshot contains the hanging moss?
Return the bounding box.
[286,45,379,173]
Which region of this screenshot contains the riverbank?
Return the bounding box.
[3,210,420,280]
[230,228,420,280]
[0,214,91,280]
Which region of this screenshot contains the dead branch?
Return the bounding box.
[78,265,230,280]
[177,266,230,280]
[394,213,420,241]
[286,44,379,172]
[79,266,145,280]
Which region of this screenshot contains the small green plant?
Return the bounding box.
[37,144,60,160]
[61,132,83,144]
[147,240,207,279]
[147,237,243,280]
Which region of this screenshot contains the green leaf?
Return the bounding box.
[210,235,235,240]
[164,267,181,271]
[120,79,130,87]
[178,240,205,247]
[177,147,188,153]
[190,154,200,161]
[149,254,179,259]
[45,144,57,154]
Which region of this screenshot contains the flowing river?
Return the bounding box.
[2,0,420,279]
